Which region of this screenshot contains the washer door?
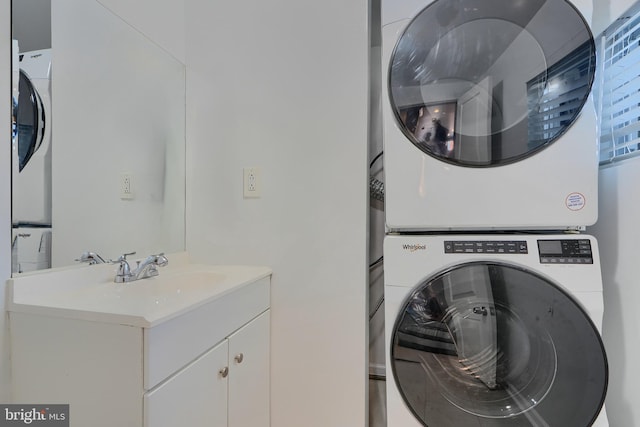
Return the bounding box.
[388,0,595,167]
[391,262,607,426]
[16,69,46,172]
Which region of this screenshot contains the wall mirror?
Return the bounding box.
[11,0,186,274]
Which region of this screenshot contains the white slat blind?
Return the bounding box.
[597,8,640,164]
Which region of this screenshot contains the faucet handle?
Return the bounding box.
[111,251,136,262]
[110,252,136,283]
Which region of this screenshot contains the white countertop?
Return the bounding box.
[6,252,272,327]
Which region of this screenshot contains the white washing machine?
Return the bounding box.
[12,227,52,274]
[384,234,608,426]
[381,0,598,231]
[13,48,52,226]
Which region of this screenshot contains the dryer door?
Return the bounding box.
[390,261,607,426]
[16,69,46,172]
[388,0,595,167]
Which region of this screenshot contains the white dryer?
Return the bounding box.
[381,0,598,231]
[384,234,608,426]
[13,48,52,226]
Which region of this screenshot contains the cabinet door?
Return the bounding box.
[145,339,229,427]
[228,310,270,427]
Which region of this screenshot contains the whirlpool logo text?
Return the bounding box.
[402,244,426,252]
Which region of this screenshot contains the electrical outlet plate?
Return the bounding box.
[121,173,134,199]
[243,167,261,198]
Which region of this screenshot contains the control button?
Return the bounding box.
[446,240,529,255]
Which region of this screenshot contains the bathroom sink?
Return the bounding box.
[7,253,272,327]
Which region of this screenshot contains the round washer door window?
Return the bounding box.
[391,261,607,426]
[388,0,595,167]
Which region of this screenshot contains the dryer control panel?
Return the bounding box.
[537,239,593,264]
[444,240,528,254]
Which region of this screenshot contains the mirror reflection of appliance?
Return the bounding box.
[381,0,599,231]
[12,228,52,273]
[384,235,608,427]
[12,48,53,274]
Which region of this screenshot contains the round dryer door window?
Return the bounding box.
[388,0,596,167]
[16,69,46,172]
[390,261,607,426]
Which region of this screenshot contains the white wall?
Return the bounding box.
[95,0,185,64]
[184,1,369,426]
[589,157,640,427]
[1,0,12,402]
[593,0,635,35]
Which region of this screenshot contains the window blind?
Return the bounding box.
[597,8,640,164]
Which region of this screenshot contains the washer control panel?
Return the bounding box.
[537,239,593,264]
[444,240,528,254]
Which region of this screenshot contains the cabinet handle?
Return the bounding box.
[219,367,229,378]
[234,353,244,364]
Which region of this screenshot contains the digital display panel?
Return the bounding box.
[538,240,563,255]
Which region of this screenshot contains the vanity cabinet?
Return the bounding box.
[8,266,271,427]
[144,310,270,427]
[145,337,229,427]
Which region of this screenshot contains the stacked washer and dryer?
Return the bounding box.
[12,48,53,273]
[380,0,608,426]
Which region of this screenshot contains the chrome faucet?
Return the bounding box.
[111,252,168,283]
[76,251,107,265]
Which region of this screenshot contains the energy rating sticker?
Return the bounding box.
[565,192,586,211]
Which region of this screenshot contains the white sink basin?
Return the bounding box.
[7,253,272,327]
